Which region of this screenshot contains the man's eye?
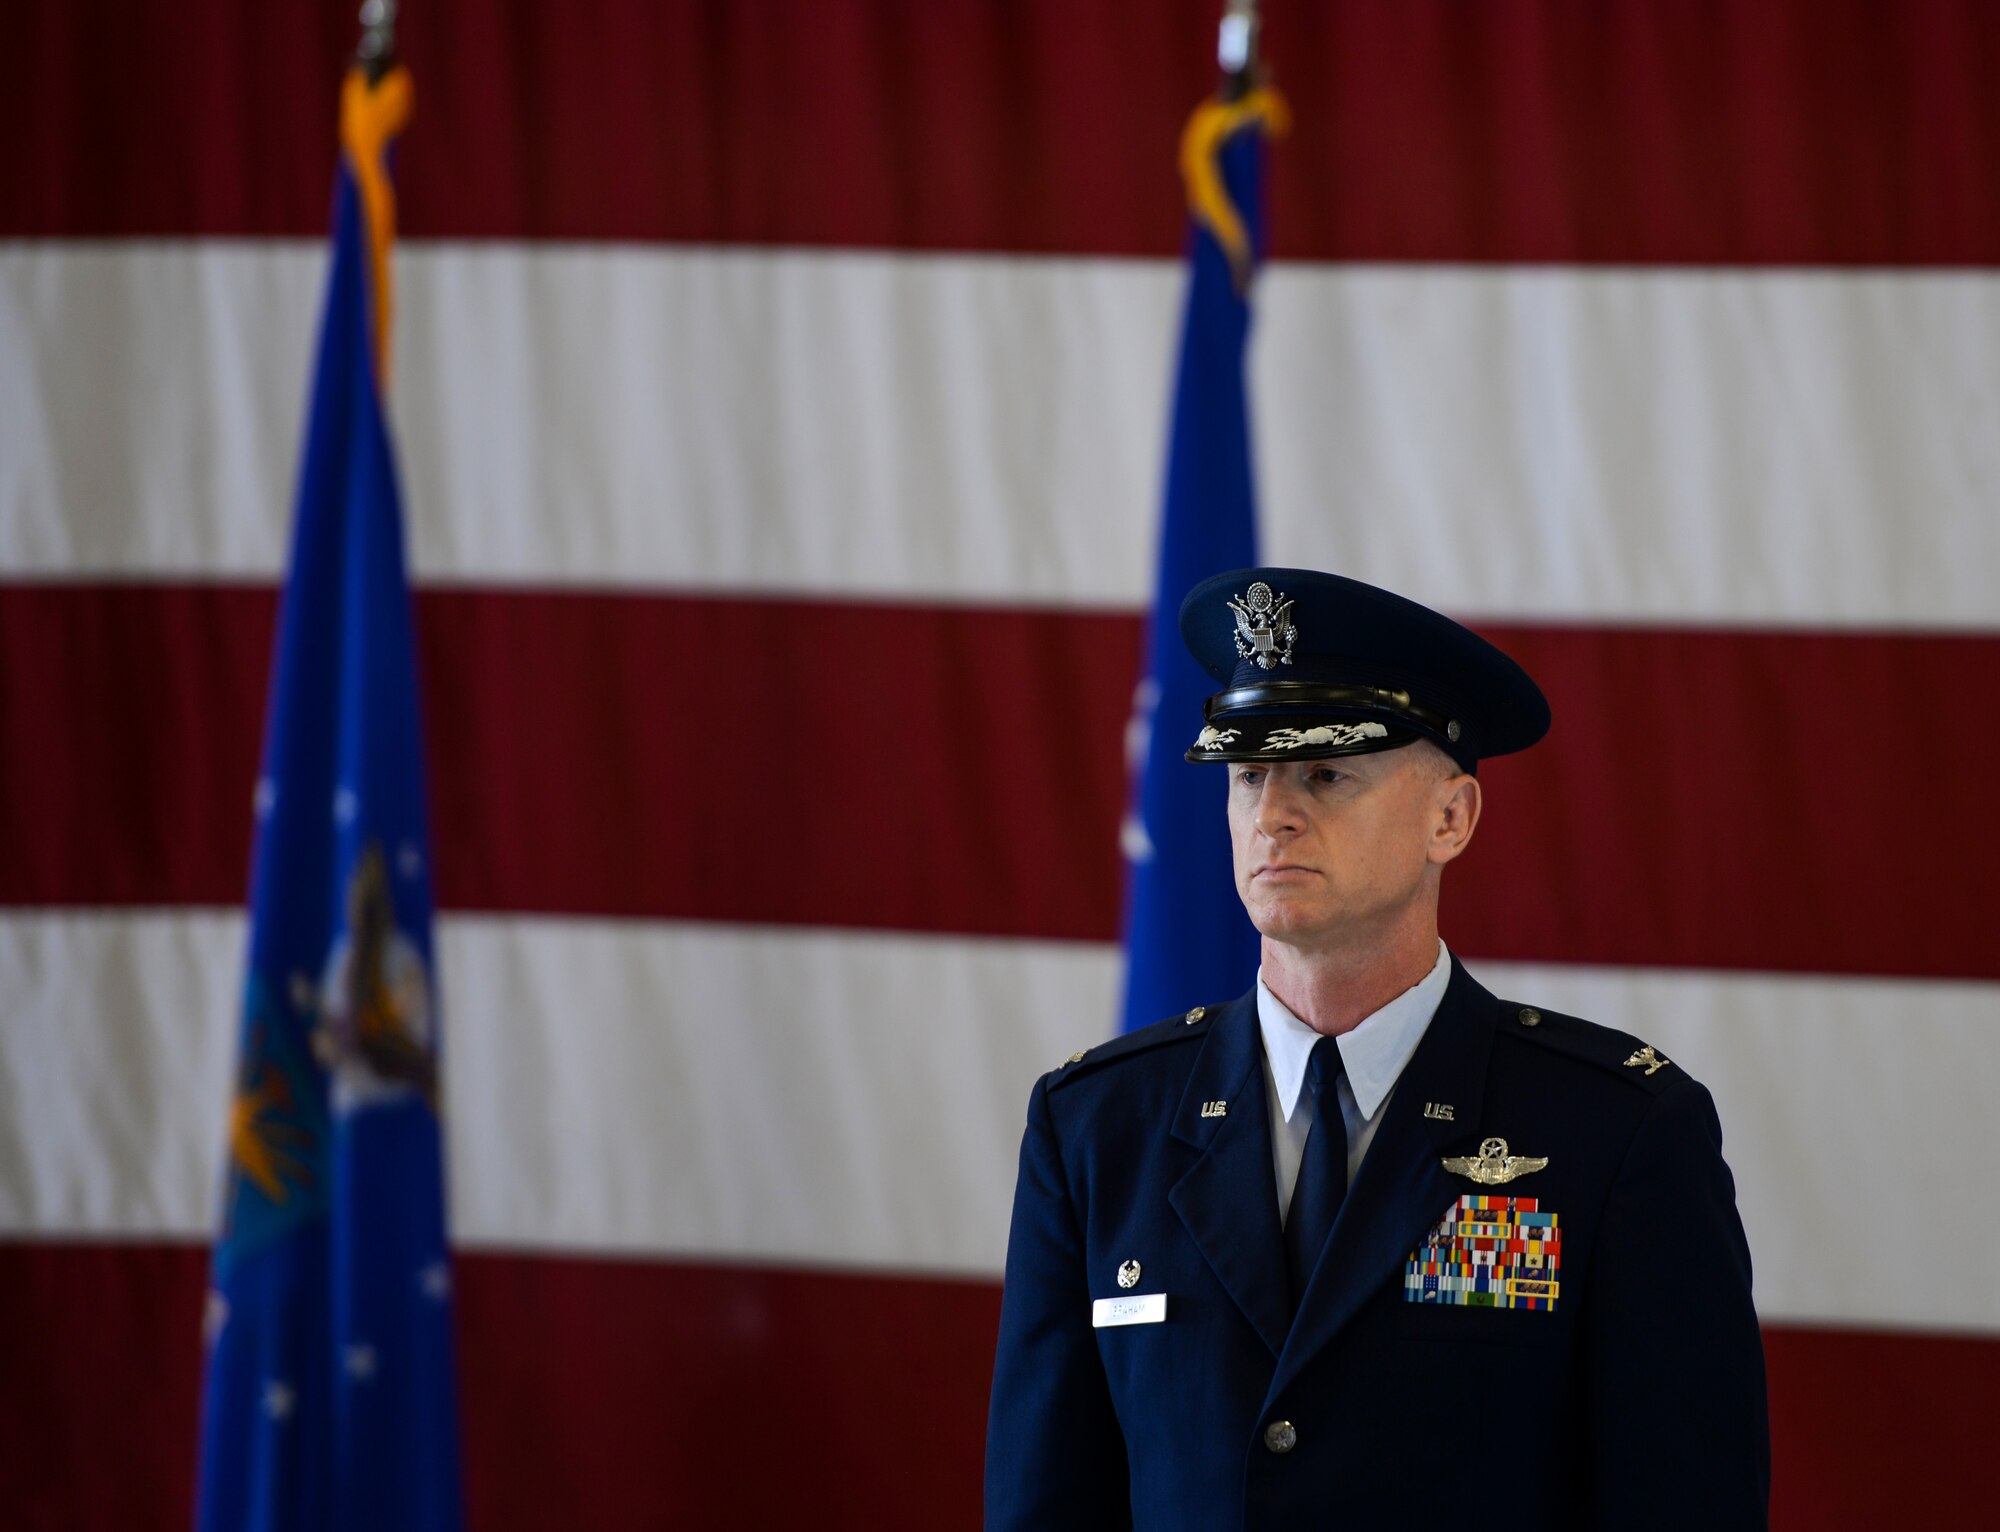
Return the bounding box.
[1312,767,1345,784]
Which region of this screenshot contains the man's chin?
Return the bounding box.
[1246,899,1340,944]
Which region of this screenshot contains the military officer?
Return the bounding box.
[984,568,1769,1530]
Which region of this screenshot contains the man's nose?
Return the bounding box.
[1254,772,1305,835]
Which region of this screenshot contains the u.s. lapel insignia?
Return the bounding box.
[1199,1099,1227,1118]
[1624,1045,1672,1076]
[1226,582,1297,670]
[1442,1136,1548,1186]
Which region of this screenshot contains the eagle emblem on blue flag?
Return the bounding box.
[1227,581,1296,669]
[311,843,439,1114]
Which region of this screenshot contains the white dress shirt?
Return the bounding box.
[1257,940,1452,1223]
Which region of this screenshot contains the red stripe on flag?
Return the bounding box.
[0,1242,205,1530]
[8,0,2000,264]
[4,583,1996,981]
[1,1241,1995,1530]
[1762,1322,2000,1529]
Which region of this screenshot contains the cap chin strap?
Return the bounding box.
[1202,680,1461,744]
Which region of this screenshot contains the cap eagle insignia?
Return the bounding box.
[1227,582,1297,670]
[1442,1137,1549,1186]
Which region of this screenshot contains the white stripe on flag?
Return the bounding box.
[5,243,1999,629]
[3,910,1996,1331]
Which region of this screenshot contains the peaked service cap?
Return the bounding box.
[1178,567,1550,772]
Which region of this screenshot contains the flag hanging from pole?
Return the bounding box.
[1118,83,1287,1033]
[194,61,464,1532]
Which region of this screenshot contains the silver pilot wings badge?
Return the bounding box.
[1227,582,1297,670]
[1441,1137,1549,1186]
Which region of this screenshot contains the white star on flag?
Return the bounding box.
[261,1380,296,1421]
[418,1261,451,1301]
[1119,678,1159,863]
[344,1344,378,1380]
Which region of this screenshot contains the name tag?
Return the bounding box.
[1092,1293,1167,1328]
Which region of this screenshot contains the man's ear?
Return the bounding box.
[1428,773,1481,866]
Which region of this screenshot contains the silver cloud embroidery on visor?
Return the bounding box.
[1192,726,1242,752]
[1263,721,1390,751]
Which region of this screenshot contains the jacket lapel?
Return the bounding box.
[1168,992,1292,1357]
[1269,957,1500,1398]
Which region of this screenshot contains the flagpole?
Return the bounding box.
[194,8,460,1523]
[1218,0,1260,101]
[1116,0,1282,1032]
[357,0,399,83]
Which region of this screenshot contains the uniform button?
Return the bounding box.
[1263,1420,1297,1454]
[1518,1007,1541,1027]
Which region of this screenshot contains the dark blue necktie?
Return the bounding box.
[1284,1035,1348,1307]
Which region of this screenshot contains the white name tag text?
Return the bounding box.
[1092,1293,1168,1328]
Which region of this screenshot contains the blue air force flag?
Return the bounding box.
[194,65,464,1532]
[1118,87,1287,1033]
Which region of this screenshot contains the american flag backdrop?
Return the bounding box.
[4,2,1999,1527]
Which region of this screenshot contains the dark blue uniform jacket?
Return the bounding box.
[985,958,1769,1530]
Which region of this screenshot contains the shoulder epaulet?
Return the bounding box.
[1496,1000,1684,1095]
[1046,1004,1216,1090]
